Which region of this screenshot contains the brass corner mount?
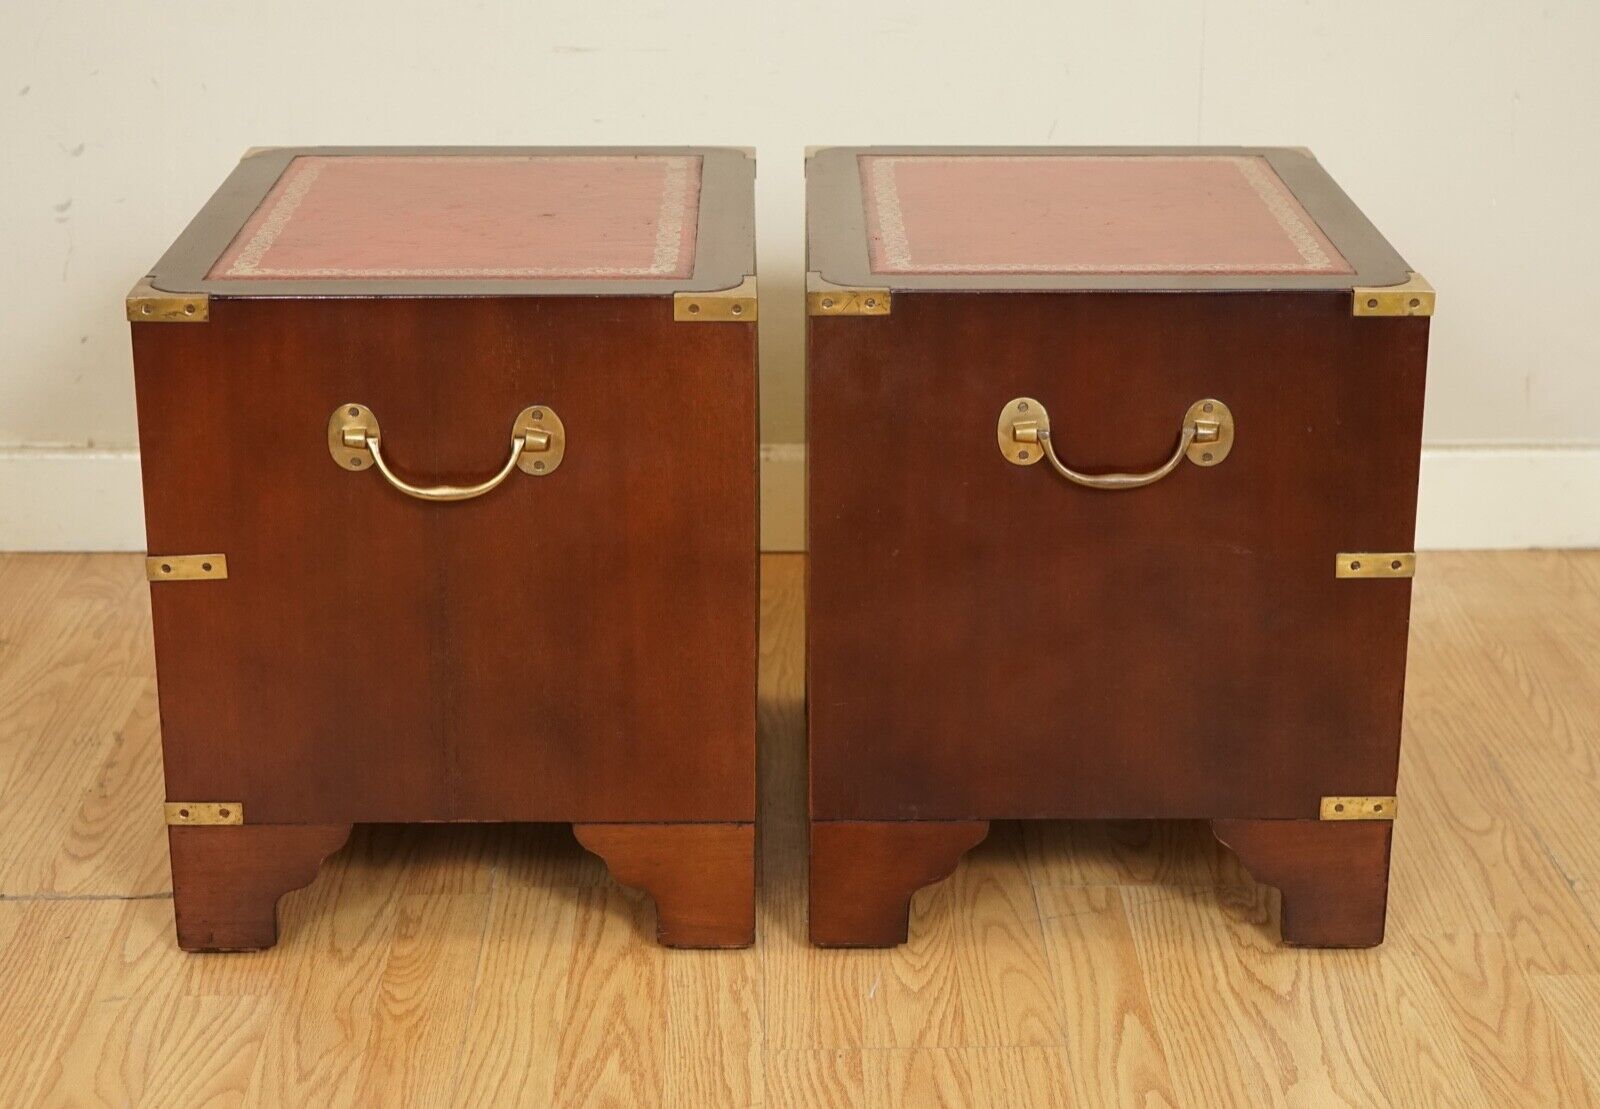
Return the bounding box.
[675,275,757,322]
[807,274,890,316]
[1353,272,1434,318]
[127,277,208,323]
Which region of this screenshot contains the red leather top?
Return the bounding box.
[209,154,702,281]
[859,154,1351,276]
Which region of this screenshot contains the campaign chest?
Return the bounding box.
[129,147,759,950]
[805,147,1432,947]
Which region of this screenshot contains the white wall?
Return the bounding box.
[3,1,1597,549]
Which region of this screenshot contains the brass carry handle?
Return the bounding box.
[997,397,1233,489]
[327,404,565,502]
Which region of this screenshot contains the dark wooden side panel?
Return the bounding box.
[134,297,756,825]
[1212,819,1393,947]
[168,824,352,951]
[442,302,758,823]
[808,291,1428,823]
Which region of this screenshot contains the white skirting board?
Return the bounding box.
[3,443,1598,552]
[0,449,149,552]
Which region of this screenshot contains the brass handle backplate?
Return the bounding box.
[997,397,1233,489]
[328,403,564,502]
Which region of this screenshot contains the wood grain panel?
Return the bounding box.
[1412,932,1596,1105]
[1534,975,1600,1095]
[548,885,665,1104]
[49,992,268,1106]
[449,875,576,1104]
[0,901,149,1103]
[36,898,270,1106]
[763,858,870,1048]
[664,948,763,1108]
[0,554,161,896]
[350,893,491,1105]
[864,824,1064,1048]
[765,1050,868,1106]
[1306,949,1492,1107]
[869,1046,1076,1108]
[1124,883,1308,1106]
[133,296,755,825]
[1034,887,1179,1106]
[0,676,147,892]
[809,292,1428,822]
[241,828,420,1105]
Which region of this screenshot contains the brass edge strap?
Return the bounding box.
[1319,796,1397,821]
[166,802,244,826]
[146,554,228,581]
[1336,553,1416,579]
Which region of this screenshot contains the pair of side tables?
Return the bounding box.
[128,146,1431,952]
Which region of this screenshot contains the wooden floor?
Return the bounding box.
[1,553,1599,1106]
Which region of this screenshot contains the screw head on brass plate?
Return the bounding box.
[997,397,1048,466]
[1184,399,1234,467]
[513,406,565,476]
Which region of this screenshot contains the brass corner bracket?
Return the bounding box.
[1320,796,1396,821]
[1353,272,1434,318]
[674,275,757,322]
[127,277,208,323]
[166,802,244,826]
[1336,552,1415,579]
[807,274,890,316]
[146,554,228,582]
